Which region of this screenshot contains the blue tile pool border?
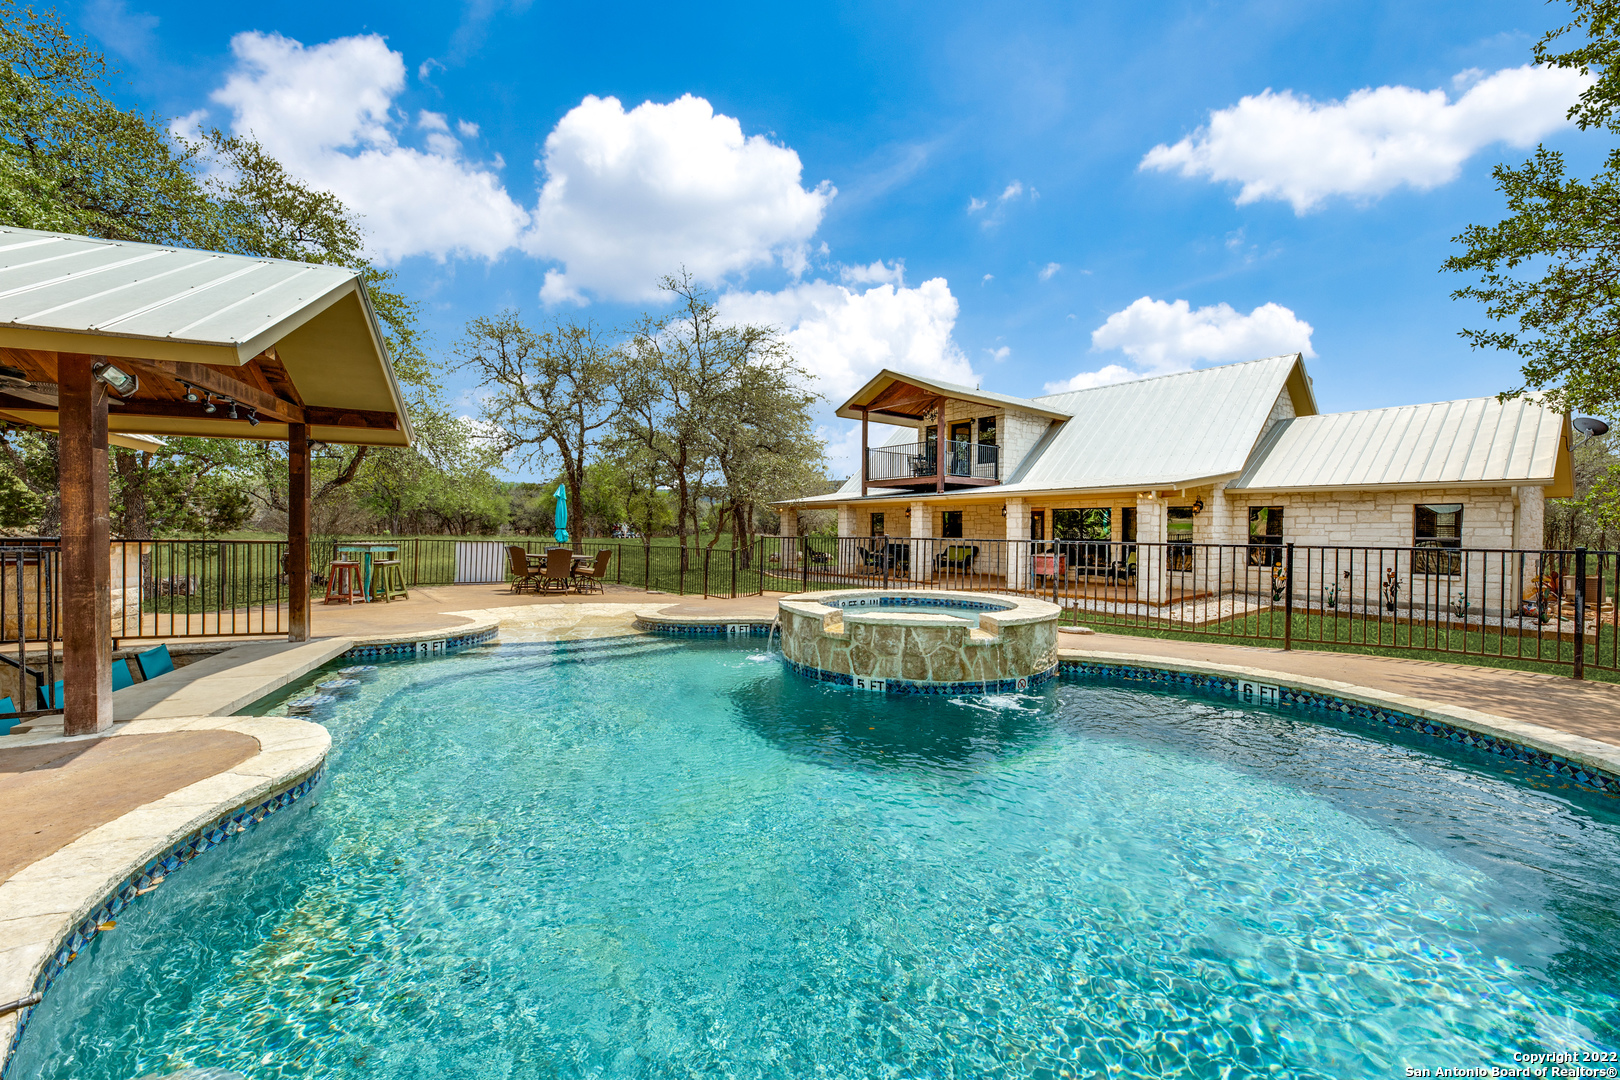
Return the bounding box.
[634,619,773,637]
[1,768,324,1079]
[1058,659,1620,797]
[342,625,499,660]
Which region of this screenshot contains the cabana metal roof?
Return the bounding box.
[0,226,413,447]
[1229,395,1572,493]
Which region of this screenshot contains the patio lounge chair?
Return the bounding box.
[136,644,174,680]
[572,549,613,593]
[37,660,135,710]
[1,696,15,736]
[507,545,542,593]
[540,548,575,593]
[935,545,978,573]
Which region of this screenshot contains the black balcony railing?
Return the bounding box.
[867,440,1000,484]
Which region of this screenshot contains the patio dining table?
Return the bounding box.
[334,542,399,601]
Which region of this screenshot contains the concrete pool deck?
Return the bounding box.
[6,585,1620,1065]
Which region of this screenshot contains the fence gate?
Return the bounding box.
[454,542,509,584]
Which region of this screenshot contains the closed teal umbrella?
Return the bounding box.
[554,485,569,543]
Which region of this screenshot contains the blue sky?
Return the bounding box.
[70,0,1606,476]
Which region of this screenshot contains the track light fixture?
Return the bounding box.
[246,409,260,427]
[180,381,200,403]
[228,402,239,420]
[203,397,216,414]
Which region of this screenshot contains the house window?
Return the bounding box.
[1248,506,1284,567]
[1054,508,1111,570]
[1414,503,1463,575]
[941,510,964,538]
[1120,507,1137,543]
[977,416,997,445]
[1168,507,1195,572]
[870,512,884,537]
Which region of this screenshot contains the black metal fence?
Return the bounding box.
[752,535,1620,680]
[2,534,1613,680]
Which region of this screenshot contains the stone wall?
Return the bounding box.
[779,592,1059,686]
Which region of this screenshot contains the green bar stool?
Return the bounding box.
[370,558,408,603]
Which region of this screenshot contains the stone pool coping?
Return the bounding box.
[0,619,502,1074]
[1057,647,1620,792]
[780,589,1058,639]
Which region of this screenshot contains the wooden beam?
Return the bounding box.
[119,358,304,424]
[303,406,400,430]
[59,354,112,736]
[288,423,311,643]
[867,379,929,411]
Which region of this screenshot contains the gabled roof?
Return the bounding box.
[836,368,1073,422]
[808,354,1313,504]
[0,227,412,446]
[1230,395,1571,493]
[997,354,1314,492]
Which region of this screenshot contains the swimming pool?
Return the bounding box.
[12,637,1620,1078]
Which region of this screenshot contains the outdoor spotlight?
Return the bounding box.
[246,409,260,427]
[91,361,138,398]
[228,402,239,420]
[181,382,200,403]
[204,397,216,414]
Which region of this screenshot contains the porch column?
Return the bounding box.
[1204,482,1233,600]
[288,423,311,642]
[1135,494,1169,606]
[837,503,857,536]
[778,508,799,569]
[935,398,947,494]
[860,406,869,497]
[59,355,112,735]
[1004,497,1029,591]
[909,499,931,585]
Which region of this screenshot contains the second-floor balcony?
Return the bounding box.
[867,440,1001,489]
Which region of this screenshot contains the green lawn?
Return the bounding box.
[1061,606,1620,684]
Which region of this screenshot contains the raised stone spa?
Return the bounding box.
[778,589,1061,693]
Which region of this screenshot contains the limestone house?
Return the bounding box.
[773,354,1574,597]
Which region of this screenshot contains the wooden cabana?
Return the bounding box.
[0,226,414,736]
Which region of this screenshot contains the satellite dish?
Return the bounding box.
[1573,416,1611,438]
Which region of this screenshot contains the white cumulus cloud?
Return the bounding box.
[1141,64,1588,212]
[719,278,976,475]
[1038,261,1061,281]
[208,32,530,263]
[1042,364,1136,395]
[526,94,834,303]
[1090,296,1315,371]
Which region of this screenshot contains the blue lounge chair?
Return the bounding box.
[36,659,136,710]
[1,696,16,736]
[136,644,174,680]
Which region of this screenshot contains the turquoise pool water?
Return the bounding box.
[11,638,1620,1079]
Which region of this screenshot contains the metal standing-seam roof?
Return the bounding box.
[1229,395,1568,490]
[805,354,1315,504]
[0,226,413,446]
[0,228,360,362]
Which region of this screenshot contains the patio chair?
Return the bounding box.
[858,544,886,575]
[1,696,16,736]
[571,549,613,593]
[540,548,575,593]
[36,659,135,711]
[136,644,174,680]
[507,545,542,593]
[934,545,979,573]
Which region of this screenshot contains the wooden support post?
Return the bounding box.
[288,423,311,642]
[59,354,111,735]
[935,397,947,494]
[860,406,869,498]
